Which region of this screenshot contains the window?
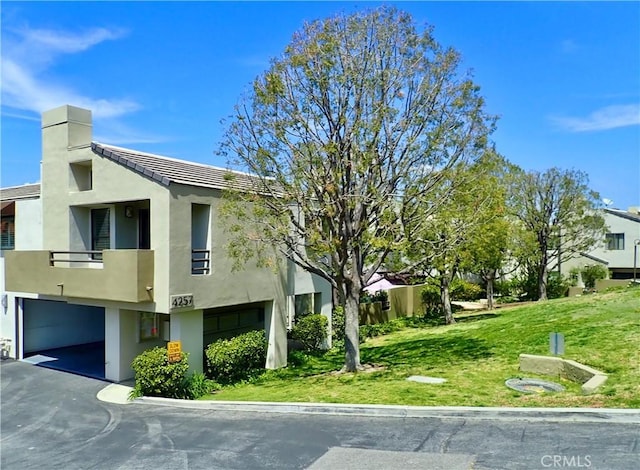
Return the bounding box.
[1,215,15,250]
[294,293,313,317]
[289,293,322,328]
[139,312,160,341]
[605,233,624,250]
[191,203,211,275]
[138,208,151,249]
[91,208,110,259]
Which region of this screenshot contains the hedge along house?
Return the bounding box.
[4,105,332,382]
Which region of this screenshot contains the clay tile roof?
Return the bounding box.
[0,183,41,201]
[91,142,264,192]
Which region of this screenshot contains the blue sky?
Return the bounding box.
[2,1,639,208]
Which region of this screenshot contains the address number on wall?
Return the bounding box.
[170,294,194,309]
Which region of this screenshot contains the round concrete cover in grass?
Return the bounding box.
[505,378,565,394]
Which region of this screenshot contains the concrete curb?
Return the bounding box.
[96,383,134,405]
[130,396,640,423]
[96,384,640,423]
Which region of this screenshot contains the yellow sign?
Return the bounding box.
[167,340,182,363]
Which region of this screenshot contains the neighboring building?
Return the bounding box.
[0,183,42,359]
[2,105,331,382]
[562,207,640,282]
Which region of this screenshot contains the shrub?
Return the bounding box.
[449,278,483,301]
[511,269,569,300]
[291,314,328,351]
[580,264,608,289]
[185,372,219,399]
[130,347,191,399]
[568,267,581,287]
[205,330,267,384]
[546,272,571,299]
[421,283,442,318]
[331,306,345,348]
[494,279,517,298]
[359,319,401,341]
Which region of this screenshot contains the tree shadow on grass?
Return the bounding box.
[362,334,493,368]
[454,312,499,323]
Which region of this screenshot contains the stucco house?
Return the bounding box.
[562,207,640,283]
[1,104,331,382]
[0,183,42,359]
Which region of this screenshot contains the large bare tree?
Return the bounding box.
[219,7,493,371]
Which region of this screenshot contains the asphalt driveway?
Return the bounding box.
[2,360,639,469]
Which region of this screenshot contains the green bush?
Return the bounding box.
[580,264,608,289]
[449,278,483,301]
[511,269,569,300]
[331,306,345,348]
[291,314,328,351]
[360,319,403,341]
[546,272,571,299]
[568,267,581,287]
[421,284,442,318]
[205,330,267,384]
[493,279,519,300]
[185,372,219,399]
[130,347,191,399]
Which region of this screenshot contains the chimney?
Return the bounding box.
[42,105,92,150]
[40,105,93,249]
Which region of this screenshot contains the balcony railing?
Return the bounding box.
[5,249,154,303]
[192,249,210,275]
[49,251,103,266]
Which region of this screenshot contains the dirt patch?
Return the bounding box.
[329,363,386,375]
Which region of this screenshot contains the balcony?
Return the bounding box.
[4,250,154,303]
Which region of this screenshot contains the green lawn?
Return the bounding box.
[203,287,640,408]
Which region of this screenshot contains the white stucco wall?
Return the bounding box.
[105,308,166,382]
[170,309,203,375]
[15,198,43,250]
[1,197,42,358]
[596,213,640,269]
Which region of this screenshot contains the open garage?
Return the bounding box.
[22,299,105,379]
[203,302,265,347]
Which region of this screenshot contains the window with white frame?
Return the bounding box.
[605,233,624,250]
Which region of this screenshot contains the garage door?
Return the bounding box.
[22,299,105,379]
[203,303,265,347]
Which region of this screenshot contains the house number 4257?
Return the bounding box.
[170,294,193,309]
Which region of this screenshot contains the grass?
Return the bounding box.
[202,287,640,408]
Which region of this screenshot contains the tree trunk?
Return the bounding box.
[538,262,548,301]
[440,276,456,325]
[486,270,496,310]
[343,285,362,372]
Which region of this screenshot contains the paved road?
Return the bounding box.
[1,361,638,469]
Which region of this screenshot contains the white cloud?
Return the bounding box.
[94,120,170,145]
[1,25,139,119]
[551,104,640,132]
[22,27,125,55]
